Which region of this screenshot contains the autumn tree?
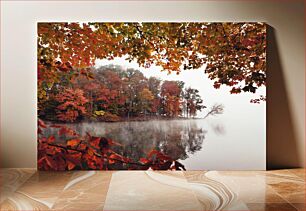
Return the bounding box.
[39,63,207,122]
[80,80,100,116]
[182,87,206,118]
[38,22,266,100]
[148,76,162,115]
[55,88,88,122]
[122,68,148,117]
[93,67,127,116]
[161,81,183,117]
[138,88,154,115]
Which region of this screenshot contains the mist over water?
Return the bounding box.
[43,111,266,170]
[93,58,266,170]
[44,119,208,168]
[42,57,266,170]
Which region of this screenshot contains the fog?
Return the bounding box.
[50,57,266,170]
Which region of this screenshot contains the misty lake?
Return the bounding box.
[43,119,215,169]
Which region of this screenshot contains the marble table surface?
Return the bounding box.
[0,168,304,210]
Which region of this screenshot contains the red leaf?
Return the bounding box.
[50,124,62,128]
[139,158,149,164]
[213,82,221,89]
[45,156,57,170]
[89,137,101,148]
[78,143,87,150]
[48,136,55,143]
[67,161,76,170]
[59,127,67,136]
[59,126,77,136]
[109,153,125,164]
[38,119,47,128]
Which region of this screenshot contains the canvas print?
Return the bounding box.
[37,22,266,170]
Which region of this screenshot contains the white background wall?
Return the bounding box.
[1,1,304,168]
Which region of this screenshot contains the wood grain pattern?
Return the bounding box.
[0,169,304,211]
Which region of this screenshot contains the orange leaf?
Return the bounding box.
[67,139,80,147]
[87,148,95,156]
[109,153,124,164]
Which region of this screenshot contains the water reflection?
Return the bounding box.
[44,120,207,162]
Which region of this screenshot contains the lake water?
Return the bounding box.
[43,120,206,168]
[43,117,265,170]
[90,58,266,170]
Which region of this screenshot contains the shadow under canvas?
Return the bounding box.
[266,25,300,170]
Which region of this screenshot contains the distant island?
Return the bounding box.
[39,65,207,123]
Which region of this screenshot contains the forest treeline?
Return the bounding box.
[38,65,206,122]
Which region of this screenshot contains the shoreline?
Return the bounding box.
[41,116,205,124]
